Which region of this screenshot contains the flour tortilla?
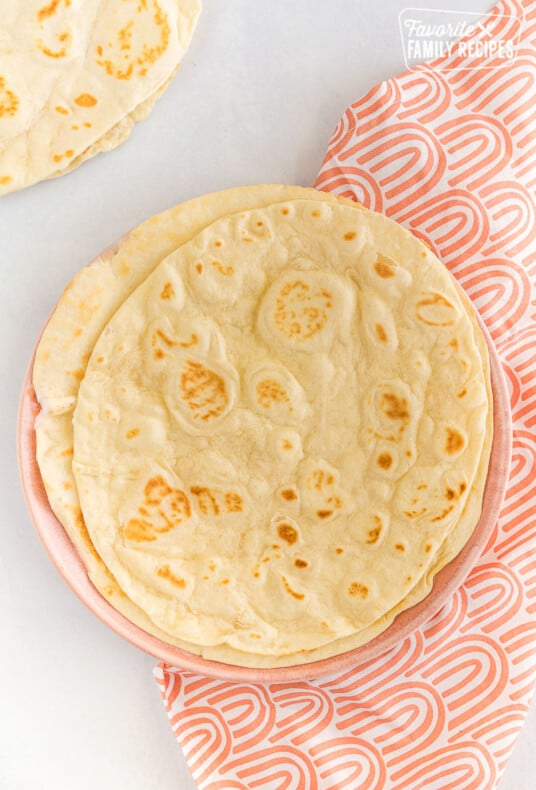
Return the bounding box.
[0,0,201,195]
[71,197,492,662]
[34,185,353,655]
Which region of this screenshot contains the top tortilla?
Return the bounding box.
[71,197,492,659]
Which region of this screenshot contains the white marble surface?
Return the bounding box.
[1,1,534,787]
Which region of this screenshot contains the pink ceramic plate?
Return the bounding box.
[18,311,511,682]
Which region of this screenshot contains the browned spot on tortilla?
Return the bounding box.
[281,207,289,215]
[214,240,223,247]
[272,544,280,550]
[348,582,368,598]
[96,4,170,80]
[366,516,383,545]
[445,427,465,455]
[281,489,297,501]
[220,578,230,585]
[449,339,459,350]
[55,106,69,115]
[154,348,165,360]
[446,487,456,501]
[282,439,293,450]
[395,543,405,552]
[277,523,298,545]
[257,221,264,227]
[460,482,467,493]
[157,565,186,588]
[242,236,253,243]
[154,328,176,348]
[458,388,467,398]
[416,293,456,326]
[60,446,74,457]
[0,176,12,184]
[37,0,70,22]
[84,121,92,128]
[0,76,19,120]
[249,632,261,638]
[256,378,289,408]
[374,253,396,278]
[40,38,71,59]
[311,470,324,491]
[123,476,190,542]
[190,486,220,516]
[96,356,104,363]
[180,360,228,422]
[335,547,344,554]
[122,518,157,543]
[417,483,427,490]
[160,282,174,300]
[195,262,203,274]
[311,209,320,217]
[67,368,84,381]
[178,333,198,349]
[125,428,140,439]
[406,450,412,457]
[366,527,380,545]
[294,558,308,568]
[274,280,332,342]
[407,576,412,583]
[377,452,392,470]
[425,543,432,553]
[344,231,357,240]
[74,93,97,108]
[317,509,333,519]
[211,260,234,276]
[223,491,243,513]
[281,575,304,600]
[431,505,455,522]
[403,507,427,519]
[381,392,409,421]
[375,324,388,342]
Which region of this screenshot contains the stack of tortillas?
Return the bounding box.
[0,0,201,195]
[33,184,493,668]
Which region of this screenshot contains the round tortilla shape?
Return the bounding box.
[29,185,499,668]
[71,198,494,662]
[0,0,201,195]
[18,311,511,681]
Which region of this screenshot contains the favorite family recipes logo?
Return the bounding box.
[399,7,522,71]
